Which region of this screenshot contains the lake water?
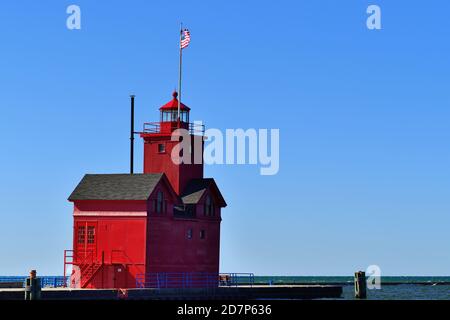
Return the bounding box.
[254,276,450,300]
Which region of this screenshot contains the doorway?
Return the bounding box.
[113,264,127,288]
[75,221,97,262]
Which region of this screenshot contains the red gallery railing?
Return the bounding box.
[143,122,205,135]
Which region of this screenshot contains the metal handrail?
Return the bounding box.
[0,276,68,288]
[64,249,94,266]
[63,249,97,287]
[135,272,254,289]
[143,122,205,135]
[111,249,138,267]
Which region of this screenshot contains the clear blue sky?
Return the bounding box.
[0,0,449,276]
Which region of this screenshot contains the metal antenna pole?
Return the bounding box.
[178,23,183,125]
[130,95,135,174]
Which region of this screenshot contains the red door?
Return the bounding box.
[114,265,127,288]
[75,221,97,262]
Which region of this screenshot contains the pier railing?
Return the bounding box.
[135,272,254,289]
[1,273,255,289]
[0,276,68,288]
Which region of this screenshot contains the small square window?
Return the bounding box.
[200,230,206,240]
[187,229,193,240]
[158,144,165,153]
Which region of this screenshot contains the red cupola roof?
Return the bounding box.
[159,91,191,111]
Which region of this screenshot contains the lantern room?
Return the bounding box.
[158,91,190,133]
[143,91,204,136]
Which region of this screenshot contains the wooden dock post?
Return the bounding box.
[354,271,367,299]
[24,270,41,300]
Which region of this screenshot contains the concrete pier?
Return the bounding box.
[0,285,342,300]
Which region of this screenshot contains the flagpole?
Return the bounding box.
[178,23,183,125]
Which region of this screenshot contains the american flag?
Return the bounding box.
[180,29,191,49]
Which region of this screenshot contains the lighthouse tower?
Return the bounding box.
[141,91,204,194]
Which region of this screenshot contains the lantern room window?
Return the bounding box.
[161,110,189,123]
[180,111,189,122]
[161,111,174,122]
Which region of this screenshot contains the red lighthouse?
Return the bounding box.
[65,92,226,289]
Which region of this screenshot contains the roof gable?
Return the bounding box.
[181,178,227,207]
[148,174,179,202]
[68,174,164,201]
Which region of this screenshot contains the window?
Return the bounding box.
[156,191,164,213]
[200,230,206,240]
[187,228,193,240]
[78,226,95,244]
[181,111,189,123]
[87,226,95,244]
[77,226,85,244]
[204,195,210,216]
[204,195,215,217]
[158,144,165,153]
[161,110,189,122]
[161,111,177,122]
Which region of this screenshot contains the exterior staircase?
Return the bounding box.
[64,250,103,288]
[79,261,102,288]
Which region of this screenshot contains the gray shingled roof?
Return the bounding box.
[181,178,227,207]
[68,174,164,201]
